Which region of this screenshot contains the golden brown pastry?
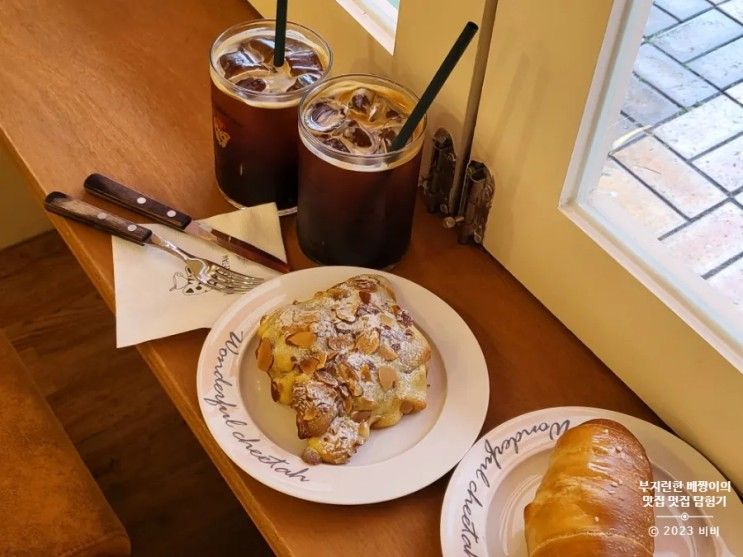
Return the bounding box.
[524,419,654,557]
[255,274,431,464]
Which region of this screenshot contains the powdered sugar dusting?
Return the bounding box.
[256,274,431,464]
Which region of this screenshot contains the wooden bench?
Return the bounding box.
[0,332,130,556]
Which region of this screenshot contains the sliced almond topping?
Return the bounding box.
[390,305,412,325]
[338,383,350,399]
[353,278,378,292]
[356,329,380,354]
[351,410,371,423]
[314,369,338,387]
[348,363,362,382]
[315,352,328,370]
[286,330,315,348]
[284,323,304,336]
[327,335,354,351]
[379,314,396,327]
[255,338,274,371]
[400,400,414,414]
[337,362,352,381]
[356,396,377,411]
[347,378,363,397]
[342,397,353,414]
[328,287,345,300]
[303,405,319,421]
[378,343,398,361]
[359,290,372,304]
[378,365,397,391]
[335,305,358,323]
[334,320,355,333]
[299,356,319,375]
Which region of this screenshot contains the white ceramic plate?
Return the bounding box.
[197,266,489,505]
[441,407,742,557]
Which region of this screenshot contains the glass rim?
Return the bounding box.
[298,73,427,166]
[209,19,333,105]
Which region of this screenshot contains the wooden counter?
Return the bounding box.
[0,1,661,555]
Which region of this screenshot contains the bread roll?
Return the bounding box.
[524,419,654,556]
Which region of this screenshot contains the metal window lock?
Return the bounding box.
[454,160,495,244]
[421,129,495,245]
[443,215,465,228]
[420,128,456,214]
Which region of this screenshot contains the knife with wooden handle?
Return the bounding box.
[45,191,154,244]
[83,173,291,273]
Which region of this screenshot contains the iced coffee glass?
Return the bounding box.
[297,74,426,269]
[210,20,332,214]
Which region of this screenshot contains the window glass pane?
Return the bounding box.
[587,1,743,314]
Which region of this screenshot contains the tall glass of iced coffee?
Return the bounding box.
[297,74,426,268]
[210,20,331,214]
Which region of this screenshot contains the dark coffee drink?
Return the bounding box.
[210,20,331,214]
[297,74,426,268]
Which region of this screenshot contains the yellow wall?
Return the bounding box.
[0,146,50,249]
[474,0,742,486]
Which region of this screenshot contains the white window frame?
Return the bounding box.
[559,0,743,370]
[336,0,399,54]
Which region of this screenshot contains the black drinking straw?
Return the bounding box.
[390,21,479,151]
[274,0,288,67]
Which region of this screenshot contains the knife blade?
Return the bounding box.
[84,173,291,273]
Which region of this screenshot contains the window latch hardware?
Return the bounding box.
[443,160,494,245]
[420,128,456,214]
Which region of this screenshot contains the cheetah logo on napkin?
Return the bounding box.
[111,205,286,347]
[169,255,233,296]
[170,271,209,296]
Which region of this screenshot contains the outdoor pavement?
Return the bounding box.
[591,0,743,310]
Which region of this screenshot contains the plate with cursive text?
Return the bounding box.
[440,407,742,557]
[197,266,489,504]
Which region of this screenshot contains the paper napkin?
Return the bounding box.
[112,203,286,348]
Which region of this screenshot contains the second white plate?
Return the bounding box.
[440,407,742,556]
[197,266,490,504]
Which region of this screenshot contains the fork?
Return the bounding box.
[44,192,264,294]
